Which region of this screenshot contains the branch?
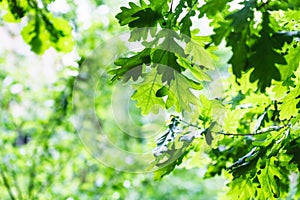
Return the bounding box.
[219,125,285,136]
[179,119,286,137]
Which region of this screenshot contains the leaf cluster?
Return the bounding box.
[0,0,73,54]
[114,0,300,199]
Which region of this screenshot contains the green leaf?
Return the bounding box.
[221,0,256,61]
[226,30,249,78]
[278,44,300,81]
[177,56,212,82]
[3,11,21,22]
[149,0,169,13]
[271,82,288,99]
[153,116,180,157]
[116,0,166,28]
[6,0,26,19]
[223,0,257,80]
[153,139,190,180]
[152,35,185,84]
[227,177,258,199]
[116,2,146,26]
[228,147,259,173]
[223,109,248,133]
[212,21,231,45]
[110,48,151,82]
[21,13,73,54]
[279,86,300,120]
[179,12,194,38]
[204,128,213,145]
[225,0,256,31]
[153,163,176,180]
[199,0,232,18]
[46,14,74,52]
[153,150,186,180]
[185,36,216,70]
[131,68,165,115]
[129,8,161,28]
[21,17,49,54]
[155,86,168,97]
[166,73,201,112]
[152,49,181,85]
[249,13,287,91]
[151,116,192,180]
[289,0,300,9]
[229,69,257,93]
[198,95,211,124]
[257,157,285,198]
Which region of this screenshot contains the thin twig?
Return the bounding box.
[180,119,201,129]
[179,119,286,137]
[219,126,285,136]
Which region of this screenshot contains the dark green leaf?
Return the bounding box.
[110,48,151,82]
[155,86,168,97]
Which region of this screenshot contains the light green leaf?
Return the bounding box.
[271,82,288,99]
[241,93,271,107]
[177,56,212,82]
[149,0,169,12]
[21,13,73,54]
[257,157,283,198]
[45,14,74,52]
[131,69,165,115]
[21,18,50,54]
[227,176,258,199]
[279,86,300,120]
[166,73,201,112]
[185,37,216,70]
[278,45,300,81]
[3,11,21,22]
[223,109,248,133]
